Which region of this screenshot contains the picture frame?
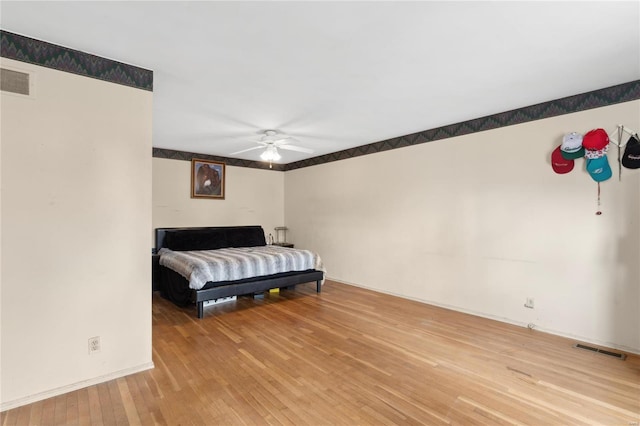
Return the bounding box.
[191,159,225,199]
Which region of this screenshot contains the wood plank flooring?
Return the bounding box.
[2,281,639,425]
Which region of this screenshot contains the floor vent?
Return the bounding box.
[574,344,626,360]
[1,68,31,96]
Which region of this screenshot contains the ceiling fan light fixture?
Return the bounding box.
[260,145,281,161]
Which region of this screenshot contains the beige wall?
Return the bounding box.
[1,58,153,408]
[153,158,284,244]
[285,100,640,353]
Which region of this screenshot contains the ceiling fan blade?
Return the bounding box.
[229,146,264,155]
[263,137,292,144]
[278,144,314,154]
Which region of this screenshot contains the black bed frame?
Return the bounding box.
[155,226,324,318]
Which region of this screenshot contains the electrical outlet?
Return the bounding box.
[524,297,534,309]
[88,336,101,354]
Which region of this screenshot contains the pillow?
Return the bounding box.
[163,228,229,251]
[227,227,266,247]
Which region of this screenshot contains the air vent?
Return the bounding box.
[1,68,30,95]
[574,343,626,360]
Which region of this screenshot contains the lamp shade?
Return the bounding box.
[260,145,281,161]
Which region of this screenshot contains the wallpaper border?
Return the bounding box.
[0,30,153,91]
[155,80,639,171]
[3,29,633,171]
[152,148,287,172]
[285,80,640,170]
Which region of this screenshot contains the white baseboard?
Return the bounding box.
[0,362,154,412]
[328,277,640,356]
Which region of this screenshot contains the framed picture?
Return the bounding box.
[191,159,225,199]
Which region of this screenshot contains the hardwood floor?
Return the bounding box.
[2,281,639,425]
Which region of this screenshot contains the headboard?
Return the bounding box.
[155,226,267,252]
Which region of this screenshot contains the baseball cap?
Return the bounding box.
[584,145,609,160]
[582,129,609,151]
[586,155,612,182]
[551,145,574,174]
[621,135,640,169]
[560,132,584,159]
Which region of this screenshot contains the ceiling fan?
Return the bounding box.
[230,130,314,167]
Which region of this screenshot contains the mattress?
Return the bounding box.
[159,245,324,290]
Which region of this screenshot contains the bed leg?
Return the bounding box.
[197,301,204,319]
[316,280,322,293]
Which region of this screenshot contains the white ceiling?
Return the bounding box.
[2,1,639,164]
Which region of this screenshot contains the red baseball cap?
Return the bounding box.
[551,145,574,174]
[582,128,609,151]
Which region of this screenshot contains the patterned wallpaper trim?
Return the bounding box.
[285,80,640,171]
[1,31,634,170]
[153,148,287,172]
[1,30,153,91]
[155,80,639,171]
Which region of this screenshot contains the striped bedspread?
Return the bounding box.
[158,245,324,290]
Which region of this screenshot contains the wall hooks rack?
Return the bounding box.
[608,124,638,147]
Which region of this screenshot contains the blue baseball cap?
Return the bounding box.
[586,155,612,182]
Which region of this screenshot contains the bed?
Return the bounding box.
[154,226,325,318]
